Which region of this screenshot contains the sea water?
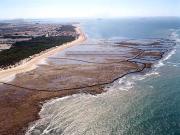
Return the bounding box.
[26,17,180,135]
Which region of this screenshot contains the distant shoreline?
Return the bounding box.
[0,25,86,82]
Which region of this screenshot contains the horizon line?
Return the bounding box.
[0,16,180,21]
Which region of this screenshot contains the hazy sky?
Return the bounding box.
[0,0,179,19]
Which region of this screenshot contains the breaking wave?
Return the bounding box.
[171,29,180,43]
[154,49,176,68]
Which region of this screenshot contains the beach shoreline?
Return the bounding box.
[0,25,176,135]
[0,25,86,82]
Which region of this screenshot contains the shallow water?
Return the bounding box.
[26,18,180,135]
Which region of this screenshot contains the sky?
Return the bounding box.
[0,0,179,19]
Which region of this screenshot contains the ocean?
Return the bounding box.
[26,17,180,135]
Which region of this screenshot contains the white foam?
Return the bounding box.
[167,62,180,67]
[154,49,176,68]
[154,61,164,68]
[171,30,180,43]
[105,76,136,92]
[153,29,180,69]
[106,69,161,92]
[144,71,160,77]
[164,49,176,61]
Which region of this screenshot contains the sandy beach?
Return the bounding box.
[0,25,86,82]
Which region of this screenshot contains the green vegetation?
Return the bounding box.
[0,36,76,68]
[57,25,76,32]
[3,35,31,39]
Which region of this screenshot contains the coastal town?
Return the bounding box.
[0,23,78,51]
[0,22,79,68]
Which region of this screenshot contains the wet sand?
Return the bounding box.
[0,36,175,134]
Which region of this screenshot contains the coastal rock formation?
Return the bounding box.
[0,38,175,135]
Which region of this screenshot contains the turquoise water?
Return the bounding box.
[26,18,180,135]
